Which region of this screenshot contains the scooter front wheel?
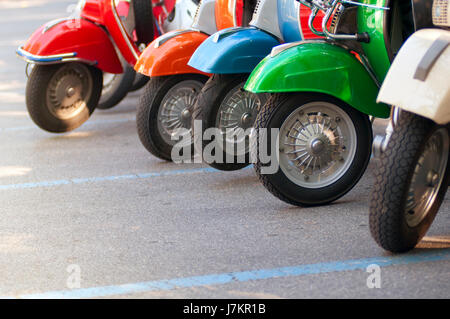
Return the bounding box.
[253,93,372,206]
[136,74,208,161]
[370,112,450,253]
[26,63,102,133]
[191,74,268,171]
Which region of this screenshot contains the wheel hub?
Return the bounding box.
[285,114,343,176]
[405,128,449,227]
[180,108,192,123]
[46,64,92,120]
[157,80,204,146]
[216,84,262,156]
[279,102,358,189]
[240,112,253,128]
[309,138,325,155]
[66,87,76,98]
[427,170,440,187]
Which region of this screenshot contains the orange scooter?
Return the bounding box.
[134,0,256,161]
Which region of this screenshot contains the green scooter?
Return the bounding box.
[245,0,419,206]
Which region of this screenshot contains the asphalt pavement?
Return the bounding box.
[0,0,449,299]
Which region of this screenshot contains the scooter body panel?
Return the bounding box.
[102,0,139,65]
[357,0,390,83]
[215,0,244,29]
[278,0,302,43]
[80,0,105,25]
[378,29,450,125]
[188,27,280,74]
[134,30,211,77]
[188,0,305,74]
[17,19,123,74]
[245,41,391,118]
[191,0,219,35]
[162,0,199,32]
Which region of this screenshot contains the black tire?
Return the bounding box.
[191,74,268,171]
[132,0,154,46]
[25,63,102,133]
[253,93,372,207]
[136,74,208,161]
[98,65,135,110]
[130,72,149,92]
[369,112,450,253]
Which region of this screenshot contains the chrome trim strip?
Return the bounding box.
[270,40,327,57]
[154,29,196,48]
[111,0,139,61]
[16,47,76,62]
[232,0,237,26]
[16,47,96,66]
[212,27,248,43]
[42,18,71,34]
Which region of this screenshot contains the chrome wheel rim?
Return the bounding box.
[216,83,262,156]
[157,80,203,146]
[279,102,357,189]
[46,63,93,120]
[405,127,449,227]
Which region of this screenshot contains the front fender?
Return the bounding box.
[188,27,280,74]
[134,30,210,77]
[17,19,123,74]
[245,42,390,118]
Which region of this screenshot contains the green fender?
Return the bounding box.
[244,42,390,118]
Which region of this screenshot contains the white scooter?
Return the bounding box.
[370,0,450,253]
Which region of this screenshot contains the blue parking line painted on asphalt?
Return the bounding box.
[0,167,223,190]
[5,249,450,299]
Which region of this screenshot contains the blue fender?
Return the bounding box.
[188,27,281,74]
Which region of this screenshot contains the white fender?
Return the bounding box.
[377,29,450,125]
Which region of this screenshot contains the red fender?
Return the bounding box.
[134,30,211,77]
[21,19,123,74]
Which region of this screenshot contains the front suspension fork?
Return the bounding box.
[372,106,401,159]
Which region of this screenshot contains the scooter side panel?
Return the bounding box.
[19,19,123,73]
[245,42,391,118]
[188,27,280,74]
[134,30,211,77]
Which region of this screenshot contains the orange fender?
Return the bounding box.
[134,30,211,77]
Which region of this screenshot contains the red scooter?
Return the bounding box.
[100,0,194,110]
[16,0,159,133]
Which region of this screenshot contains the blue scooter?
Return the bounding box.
[188,0,314,171]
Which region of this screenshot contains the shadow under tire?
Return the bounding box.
[370,112,450,253]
